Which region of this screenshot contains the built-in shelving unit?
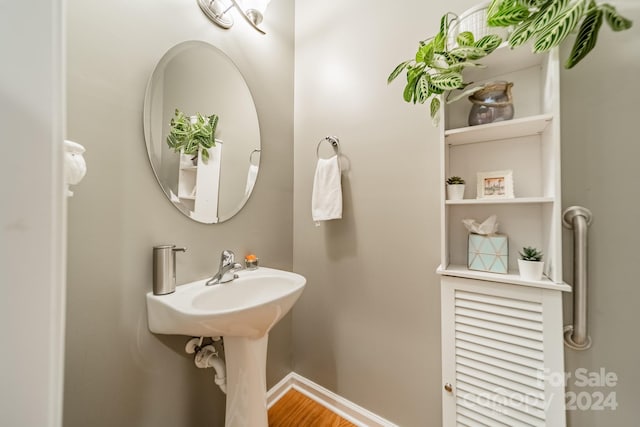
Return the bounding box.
[438,43,568,427]
[175,142,223,223]
[439,44,565,283]
[177,153,197,202]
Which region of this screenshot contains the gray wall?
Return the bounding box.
[292,0,457,425]
[64,1,294,426]
[561,2,640,426]
[293,0,640,426]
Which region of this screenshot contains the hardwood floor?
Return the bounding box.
[268,389,357,427]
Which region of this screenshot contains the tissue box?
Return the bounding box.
[468,233,508,274]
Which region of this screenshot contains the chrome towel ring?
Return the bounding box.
[316,136,341,159]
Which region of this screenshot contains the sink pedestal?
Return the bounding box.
[145,267,306,426]
[224,335,269,427]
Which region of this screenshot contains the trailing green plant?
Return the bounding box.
[387,12,503,124]
[486,0,632,68]
[447,176,466,185]
[388,2,630,125]
[166,109,219,163]
[519,246,543,262]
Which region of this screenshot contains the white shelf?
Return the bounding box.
[180,166,197,171]
[178,195,196,200]
[445,114,553,145]
[446,197,554,205]
[463,42,546,81]
[437,264,571,292]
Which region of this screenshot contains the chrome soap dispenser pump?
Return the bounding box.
[152,245,187,295]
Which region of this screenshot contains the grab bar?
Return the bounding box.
[562,206,593,350]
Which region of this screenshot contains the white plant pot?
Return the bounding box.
[447,1,510,49]
[447,184,465,200]
[518,259,544,281]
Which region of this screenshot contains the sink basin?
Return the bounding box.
[146,267,306,338]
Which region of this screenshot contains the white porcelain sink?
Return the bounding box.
[146,267,306,339]
[146,266,306,427]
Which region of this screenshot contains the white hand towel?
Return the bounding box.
[312,155,342,224]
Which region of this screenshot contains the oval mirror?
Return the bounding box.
[143,40,260,223]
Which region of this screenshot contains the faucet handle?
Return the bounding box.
[219,250,235,267]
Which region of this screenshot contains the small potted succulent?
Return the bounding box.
[446,176,466,200]
[166,109,219,164]
[518,246,544,281]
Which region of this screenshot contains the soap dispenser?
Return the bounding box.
[152,245,187,295]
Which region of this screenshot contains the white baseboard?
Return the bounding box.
[266,373,296,409]
[267,372,398,427]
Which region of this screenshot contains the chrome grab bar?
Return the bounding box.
[562,206,593,350]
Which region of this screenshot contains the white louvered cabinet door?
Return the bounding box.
[441,277,567,427]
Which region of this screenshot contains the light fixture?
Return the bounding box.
[197,0,271,34]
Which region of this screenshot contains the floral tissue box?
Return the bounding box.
[468,233,508,274]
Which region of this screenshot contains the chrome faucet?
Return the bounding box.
[205,250,243,286]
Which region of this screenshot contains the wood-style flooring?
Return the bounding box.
[268,389,356,427]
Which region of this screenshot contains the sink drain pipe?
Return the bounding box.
[187,337,227,394]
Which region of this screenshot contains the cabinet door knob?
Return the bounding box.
[444,383,453,393]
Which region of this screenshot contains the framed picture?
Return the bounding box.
[477,170,514,199]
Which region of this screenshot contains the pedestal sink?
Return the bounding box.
[146,267,306,427]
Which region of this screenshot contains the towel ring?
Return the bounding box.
[316,136,341,159]
[249,149,261,165]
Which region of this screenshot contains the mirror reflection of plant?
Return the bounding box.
[387,13,503,125]
[167,109,219,163]
[486,0,632,69]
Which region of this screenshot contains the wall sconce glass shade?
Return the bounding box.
[197,0,271,34]
[197,0,234,29]
[241,0,271,25]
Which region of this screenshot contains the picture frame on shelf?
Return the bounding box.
[477,169,514,199]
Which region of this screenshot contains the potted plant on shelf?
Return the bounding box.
[518,246,544,280]
[166,109,219,164]
[388,2,632,124]
[387,12,503,125]
[446,176,466,200]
